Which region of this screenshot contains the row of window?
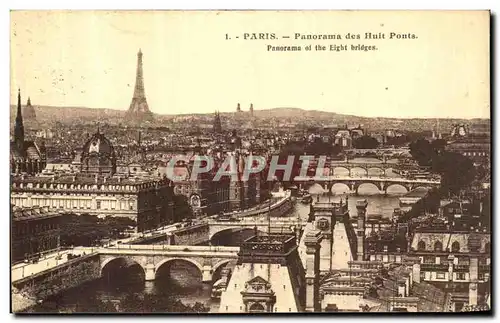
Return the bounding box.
[462,151,488,157]
[421,271,488,281]
[422,255,490,265]
[417,240,491,253]
[13,182,147,192]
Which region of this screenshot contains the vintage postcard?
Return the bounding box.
[10,10,490,314]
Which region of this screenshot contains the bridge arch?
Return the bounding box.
[155,258,204,279]
[367,167,385,177]
[212,259,232,274]
[330,183,351,194]
[100,256,143,273]
[413,186,432,191]
[356,182,381,195]
[386,184,409,195]
[350,167,368,176]
[307,183,327,195]
[210,227,265,246]
[384,167,396,177]
[100,256,146,281]
[211,259,233,282]
[332,166,350,177]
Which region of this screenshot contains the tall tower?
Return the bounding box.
[127,49,154,123]
[14,89,25,154]
[213,111,222,133]
[236,103,241,113]
[249,103,254,116]
[23,97,37,120]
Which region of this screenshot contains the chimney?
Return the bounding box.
[304,230,323,312]
[356,199,368,260]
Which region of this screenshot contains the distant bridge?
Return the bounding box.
[345,148,411,156]
[327,162,397,176]
[295,175,440,195]
[206,217,303,242]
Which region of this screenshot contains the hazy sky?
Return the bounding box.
[10,10,490,118]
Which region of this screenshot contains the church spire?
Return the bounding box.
[213,110,222,133]
[14,89,25,154]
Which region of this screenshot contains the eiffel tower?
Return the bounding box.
[126,49,154,123]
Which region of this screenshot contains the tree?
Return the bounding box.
[306,137,340,156]
[385,134,411,147]
[409,139,434,166]
[59,213,108,247]
[409,139,474,195]
[353,135,379,149]
[437,152,475,196]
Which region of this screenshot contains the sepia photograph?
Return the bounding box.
[9,10,491,314]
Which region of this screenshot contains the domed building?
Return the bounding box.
[80,128,117,176]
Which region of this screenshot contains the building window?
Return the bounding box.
[423,256,434,264]
[420,272,426,281]
[456,273,466,280]
[434,241,443,252]
[451,241,460,253]
[436,272,446,279]
[417,240,426,251]
[96,201,101,209]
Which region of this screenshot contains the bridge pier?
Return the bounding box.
[202,265,213,282]
[144,263,156,281]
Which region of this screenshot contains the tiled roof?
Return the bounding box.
[12,206,61,222]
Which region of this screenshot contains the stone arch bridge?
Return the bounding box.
[206,217,303,243]
[98,245,239,282]
[327,162,397,177]
[295,176,440,195]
